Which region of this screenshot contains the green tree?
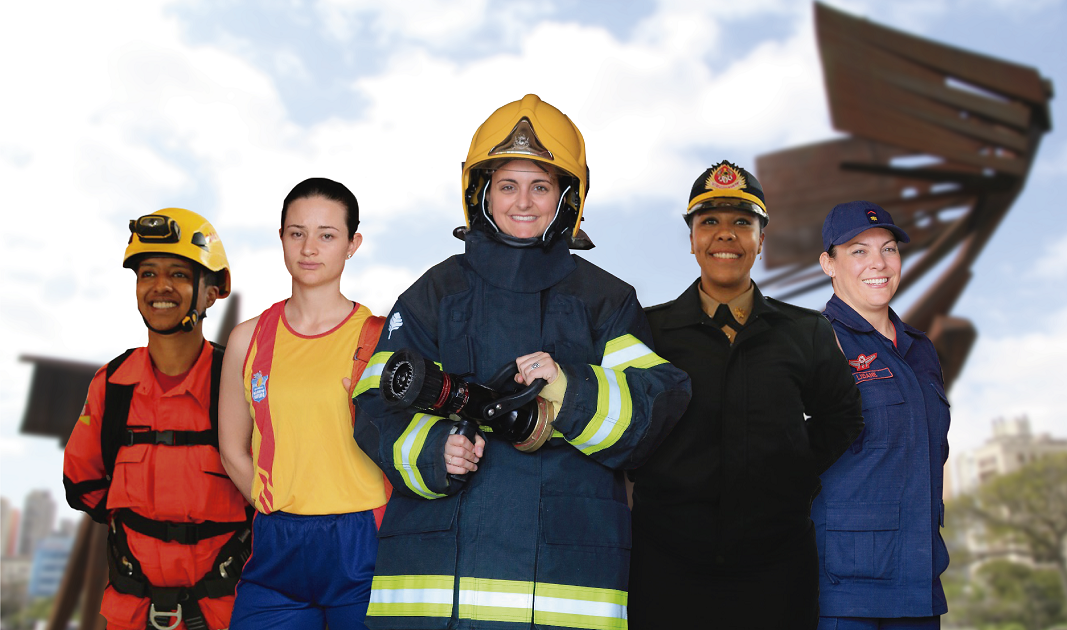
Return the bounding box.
[960,453,1067,604]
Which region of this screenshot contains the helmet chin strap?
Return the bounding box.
[142,267,205,335]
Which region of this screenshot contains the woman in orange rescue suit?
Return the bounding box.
[352,94,691,630]
[64,208,252,630]
[218,178,388,630]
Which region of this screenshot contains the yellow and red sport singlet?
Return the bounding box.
[243,300,387,515]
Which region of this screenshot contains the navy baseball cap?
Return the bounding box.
[822,201,910,251]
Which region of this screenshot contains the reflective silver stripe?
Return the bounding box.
[395,414,446,499]
[602,341,647,369]
[571,367,628,454]
[534,595,626,618]
[371,587,453,606]
[459,588,534,609]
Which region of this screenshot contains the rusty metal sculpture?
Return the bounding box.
[757,3,1053,390]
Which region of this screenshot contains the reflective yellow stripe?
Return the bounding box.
[567,366,632,455]
[367,574,453,618]
[353,351,391,398]
[393,413,447,499]
[601,334,667,371]
[534,582,628,630]
[458,577,534,623]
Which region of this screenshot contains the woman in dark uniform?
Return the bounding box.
[628,161,864,630]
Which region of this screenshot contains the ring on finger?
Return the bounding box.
[531,362,540,369]
[447,455,453,465]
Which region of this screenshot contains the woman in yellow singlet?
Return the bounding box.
[218,178,387,630]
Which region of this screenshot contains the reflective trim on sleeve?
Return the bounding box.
[567,366,633,455]
[458,577,534,623]
[533,582,628,630]
[601,334,667,371]
[393,413,447,499]
[367,574,454,618]
[353,351,391,398]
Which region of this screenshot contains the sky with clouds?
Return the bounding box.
[1,0,1064,519]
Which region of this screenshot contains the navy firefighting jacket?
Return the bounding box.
[353,230,691,630]
[814,294,951,618]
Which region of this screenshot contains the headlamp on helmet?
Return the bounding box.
[123,208,231,335]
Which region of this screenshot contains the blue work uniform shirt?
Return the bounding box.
[813,294,951,618]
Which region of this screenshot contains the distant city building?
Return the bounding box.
[28,534,75,599]
[56,518,77,538]
[954,415,1067,567]
[17,489,55,558]
[1,496,18,557]
[1,554,33,607]
[955,416,1067,495]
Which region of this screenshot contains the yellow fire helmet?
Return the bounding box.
[123,207,230,333]
[461,94,590,247]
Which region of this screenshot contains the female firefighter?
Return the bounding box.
[351,94,691,630]
[218,178,388,630]
[813,201,951,630]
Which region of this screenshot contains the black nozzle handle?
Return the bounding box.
[447,419,480,485]
[482,378,547,421]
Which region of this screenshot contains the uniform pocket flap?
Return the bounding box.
[114,445,147,464]
[541,495,631,548]
[378,494,460,537]
[826,501,899,531]
[859,380,905,409]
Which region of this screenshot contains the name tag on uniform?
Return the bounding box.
[854,368,893,384]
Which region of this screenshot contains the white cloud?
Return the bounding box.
[948,305,1067,454]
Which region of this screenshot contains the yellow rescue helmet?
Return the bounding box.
[123,208,231,298]
[462,94,589,241]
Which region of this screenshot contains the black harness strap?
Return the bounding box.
[83,343,250,630]
[117,508,248,545]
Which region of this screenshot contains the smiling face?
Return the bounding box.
[820,227,901,318]
[689,207,765,302]
[136,256,217,332]
[280,195,361,288]
[487,159,561,239]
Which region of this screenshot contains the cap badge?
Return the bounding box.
[868,209,879,222]
[705,163,746,191]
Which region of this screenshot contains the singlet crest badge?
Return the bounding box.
[251,372,269,402]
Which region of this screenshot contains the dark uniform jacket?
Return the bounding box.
[353,230,691,630]
[631,280,863,566]
[814,294,951,618]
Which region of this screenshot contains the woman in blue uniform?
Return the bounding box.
[815,201,951,629]
[351,94,691,630]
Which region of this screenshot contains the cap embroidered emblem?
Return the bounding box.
[868,209,879,222]
[705,163,746,191]
[848,353,878,371]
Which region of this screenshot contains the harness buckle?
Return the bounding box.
[164,522,195,544]
[154,430,175,445]
[148,603,182,630]
[218,556,234,579]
